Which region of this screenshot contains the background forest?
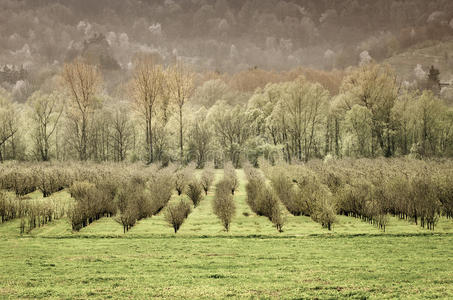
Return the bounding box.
[1,0,453,166]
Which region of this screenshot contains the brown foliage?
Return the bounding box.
[244,165,285,232]
[224,162,239,195]
[164,200,191,233]
[186,179,204,208]
[212,179,236,232]
[200,164,215,195]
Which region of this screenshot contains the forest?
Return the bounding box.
[0,59,452,166]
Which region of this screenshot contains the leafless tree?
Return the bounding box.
[130,53,163,163]
[62,59,102,161]
[212,178,236,232]
[164,200,191,233]
[167,60,195,162]
[28,91,64,161]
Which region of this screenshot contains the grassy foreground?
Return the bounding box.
[1,235,452,299]
[1,170,453,299]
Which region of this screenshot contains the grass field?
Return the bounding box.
[1,170,453,299]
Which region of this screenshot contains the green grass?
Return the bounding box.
[1,235,453,299]
[1,169,453,299]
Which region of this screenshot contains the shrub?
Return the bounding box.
[244,165,285,232]
[290,166,325,216]
[263,163,336,230]
[212,179,236,231]
[68,181,98,231]
[67,202,85,231]
[164,200,191,233]
[68,181,94,201]
[383,173,411,220]
[134,189,154,220]
[257,157,272,178]
[410,174,440,230]
[0,191,19,223]
[310,186,337,231]
[115,206,138,233]
[95,176,121,217]
[129,176,154,219]
[1,168,36,196]
[260,186,285,232]
[114,170,176,234]
[174,164,195,195]
[34,165,67,197]
[186,179,204,208]
[2,158,450,235]
[244,167,265,213]
[337,179,370,218]
[114,176,152,233]
[51,196,68,220]
[224,162,239,195]
[68,180,116,231]
[326,159,410,231]
[148,168,174,214]
[267,164,308,216]
[435,171,453,219]
[200,163,215,195]
[23,199,56,233]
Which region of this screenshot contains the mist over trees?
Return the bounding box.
[2,0,453,74]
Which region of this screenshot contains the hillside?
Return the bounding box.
[385,38,453,83]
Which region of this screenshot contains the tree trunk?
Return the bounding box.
[324,117,330,156]
[81,115,88,161]
[149,106,153,163]
[179,106,183,163]
[335,118,340,157]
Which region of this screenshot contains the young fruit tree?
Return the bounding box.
[174,164,195,195]
[212,179,236,232]
[200,163,215,195]
[186,179,204,208]
[164,200,191,233]
[224,162,239,195]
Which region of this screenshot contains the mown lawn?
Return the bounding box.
[1,170,453,299]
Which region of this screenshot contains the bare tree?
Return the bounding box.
[0,93,19,162]
[27,91,64,161]
[109,102,133,161]
[281,79,329,161]
[212,178,236,232]
[209,103,251,167]
[200,163,215,195]
[224,162,239,195]
[188,114,212,168]
[186,179,204,207]
[130,53,163,163]
[62,59,102,161]
[174,163,195,195]
[164,200,191,233]
[167,60,195,162]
